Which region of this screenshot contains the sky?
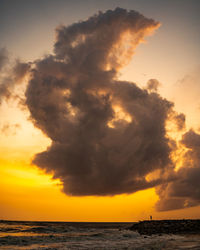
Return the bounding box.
[0,0,200,222]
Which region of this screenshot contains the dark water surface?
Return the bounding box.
[0,220,200,249]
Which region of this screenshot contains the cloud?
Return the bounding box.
[26,8,182,196]
[0,53,30,104]
[146,79,161,92]
[156,129,200,211]
[174,113,185,131]
[0,48,8,71]
[1,123,21,136]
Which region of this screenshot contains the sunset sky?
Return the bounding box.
[0,0,200,222]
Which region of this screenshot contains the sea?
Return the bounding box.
[0,220,200,249]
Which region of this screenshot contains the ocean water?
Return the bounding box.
[0,220,200,249]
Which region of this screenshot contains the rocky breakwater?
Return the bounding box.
[129,220,200,235]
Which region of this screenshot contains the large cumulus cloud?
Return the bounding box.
[26,8,180,196]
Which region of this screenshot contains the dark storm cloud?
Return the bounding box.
[26,8,183,196]
[156,129,200,211]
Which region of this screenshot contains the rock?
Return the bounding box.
[129,220,200,235]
